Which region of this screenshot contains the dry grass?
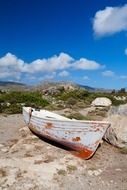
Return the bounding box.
[43,155,54,163]
[67,165,77,173]
[24,152,33,157]
[34,160,43,164]
[0,168,7,177]
[119,147,127,154]
[57,169,67,176]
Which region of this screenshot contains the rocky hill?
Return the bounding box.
[0,80,117,93]
[34,81,79,93]
[34,81,113,93]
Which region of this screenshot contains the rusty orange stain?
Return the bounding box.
[29,124,94,159]
[72,149,93,159]
[45,122,54,129]
[72,136,81,142]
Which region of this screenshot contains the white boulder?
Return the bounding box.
[91,97,112,107]
[104,104,127,148]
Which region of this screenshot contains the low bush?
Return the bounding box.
[67,112,91,120]
[0,91,49,114]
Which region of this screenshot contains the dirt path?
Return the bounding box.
[0,114,127,190]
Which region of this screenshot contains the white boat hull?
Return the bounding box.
[23,107,110,159]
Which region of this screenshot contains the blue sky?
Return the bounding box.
[0,0,127,89]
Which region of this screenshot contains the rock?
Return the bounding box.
[0,144,4,148]
[87,169,102,176]
[94,169,102,176]
[43,87,60,95]
[6,102,11,107]
[104,104,127,148]
[87,170,93,176]
[108,104,127,116]
[1,148,8,153]
[91,97,112,107]
[19,127,30,137]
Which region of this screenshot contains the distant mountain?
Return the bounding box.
[0,81,29,91]
[35,81,111,92]
[0,81,25,86]
[78,84,112,92]
[0,80,112,92]
[78,84,95,91]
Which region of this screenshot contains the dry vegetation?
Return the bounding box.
[0,86,127,114]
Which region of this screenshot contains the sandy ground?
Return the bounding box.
[0,114,127,190]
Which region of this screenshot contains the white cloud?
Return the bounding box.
[0,53,24,68]
[93,4,127,37]
[0,53,25,80]
[0,72,10,79]
[43,72,56,80]
[83,76,90,80]
[0,52,73,81]
[0,71,20,80]
[74,58,103,70]
[125,48,127,55]
[102,70,115,77]
[0,52,104,82]
[27,53,73,73]
[119,75,127,79]
[58,71,70,77]
[102,71,127,80]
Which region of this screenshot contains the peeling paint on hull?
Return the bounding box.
[23,107,110,159]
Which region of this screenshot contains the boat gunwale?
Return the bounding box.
[23,107,110,125]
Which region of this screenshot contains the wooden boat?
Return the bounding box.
[23,107,110,159]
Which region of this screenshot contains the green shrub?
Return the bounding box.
[54,89,90,101]
[66,97,77,106]
[3,104,22,114]
[67,112,91,120]
[0,91,49,114]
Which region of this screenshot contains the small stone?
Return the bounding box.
[88,169,102,176]
[19,127,29,137]
[47,146,51,150]
[115,168,122,171]
[87,170,94,176]
[94,170,101,176]
[1,148,8,153]
[101,180,105,184]
[0,144,4,148]
[30,135,38,139]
